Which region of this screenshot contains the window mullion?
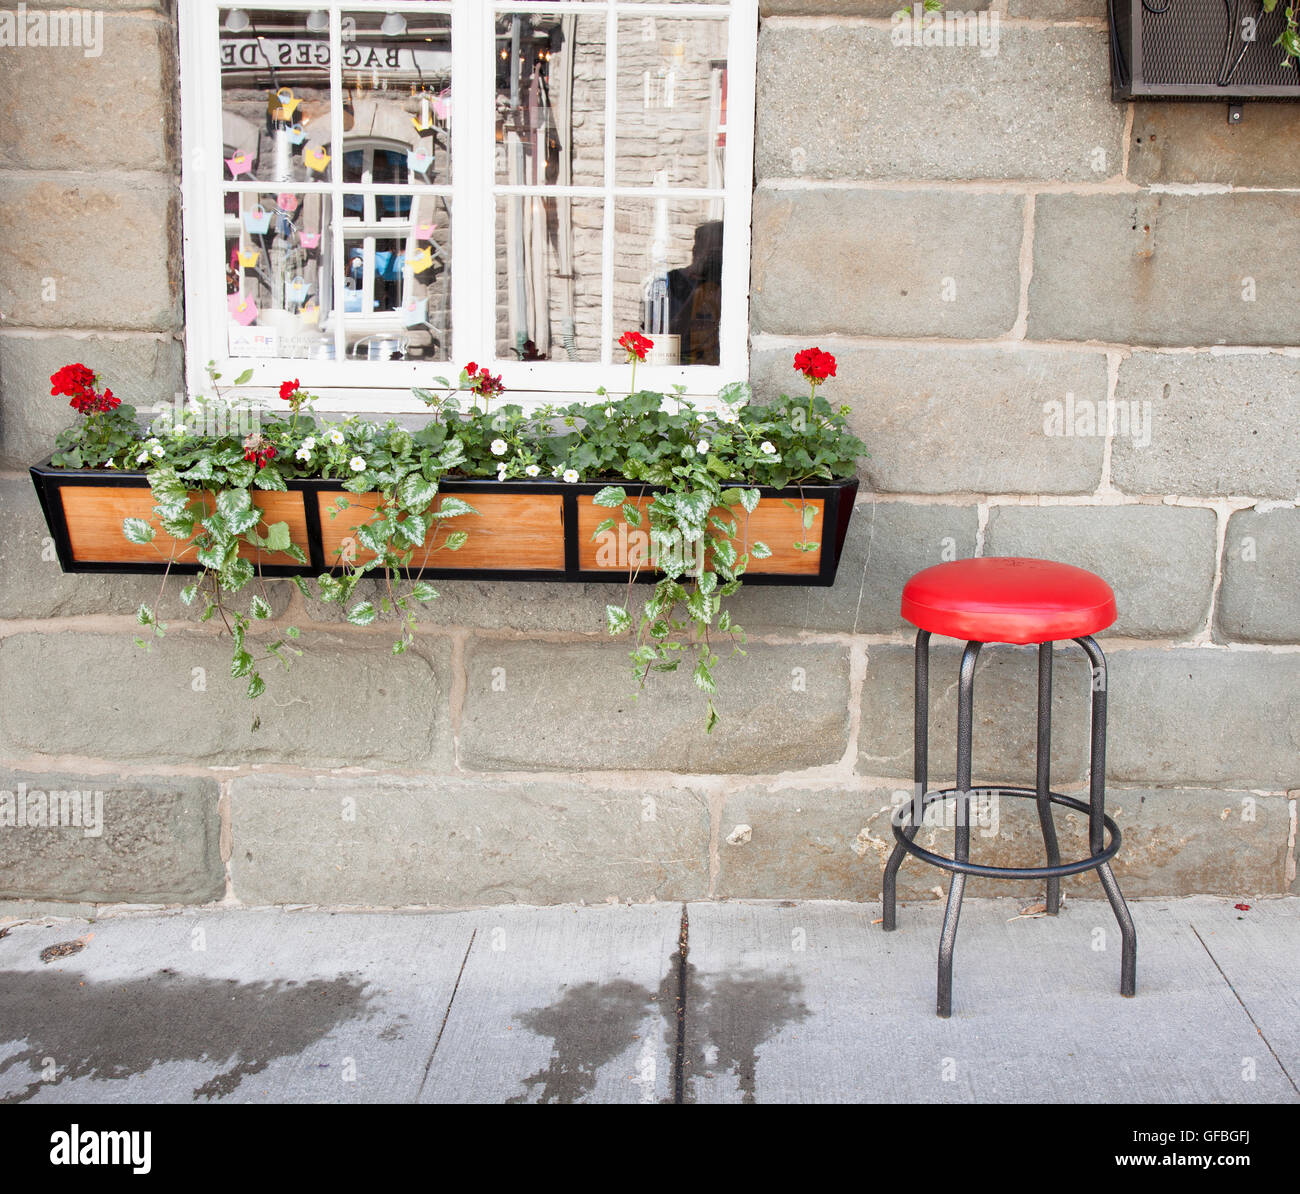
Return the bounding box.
[450,0,487,369]
[329,6,346,363]
[719,0,756,380]
[600,0,618,369]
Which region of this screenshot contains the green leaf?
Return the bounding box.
[591,517,616,539]
[593,485,626,507]
[227,506,261,535]
[233,368,255,385]
[264,521,292,553]
[693,659,717,694]
[442,530,468,551]
[795,540,820,553]
[291,575,313,600]
[751,541,773,559]
[396,512,427,547]
[250,595,272,620]
[217,488,252,520]
[433,496,477,520]
[180,583,198,605]
[739,488,761,514]
[253,465,287,491]
[123,517,155,545]
[606,604,632,635]
[135,604,154,626]
[224,557,255,591]
[802,504,818,530]
[231,648,254,678]
[246,671,266,699]
[398,473,438,511]
[180,457,215,482]
[411,581,439,602]
[347,601,377,626]
[621,503,642,528]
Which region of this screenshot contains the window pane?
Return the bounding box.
[495,12,607,188]
[342,194,452,361]
[496,196,604,362]
[615,16,728,190]
[224,191,335,360]
[220,8,331,184]
[342,9,453,185]
[615,197,724,366]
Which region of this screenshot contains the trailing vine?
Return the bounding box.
[43,344,865,730]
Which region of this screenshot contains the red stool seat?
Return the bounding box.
[901,557,1116,645]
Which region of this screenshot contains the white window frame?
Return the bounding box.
[179,0,757,413]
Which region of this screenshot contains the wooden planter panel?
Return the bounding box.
[575,494,825,577]
[315,489,565,572]
[58,485,310,568]
[32,461,858,586]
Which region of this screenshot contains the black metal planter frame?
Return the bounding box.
[882,629,1138,1018]
[28,459,859,588]
[1109,0,1300,102]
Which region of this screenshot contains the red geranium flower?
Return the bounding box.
[464,362,504,400]
[279,378,301,403]
[50,363,120,416]
[50,363,97,398]
[243,433,277,470]
[794,347,837,384]
[619,331,653,363]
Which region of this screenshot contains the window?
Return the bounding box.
[179,1,757,411]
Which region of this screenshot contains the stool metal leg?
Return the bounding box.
[883,629,930,932]
[938,640,981,1018]
[1035,643,1062,915]
[1075,635,1137,997]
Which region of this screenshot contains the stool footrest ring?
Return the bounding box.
[891,785,1121,880]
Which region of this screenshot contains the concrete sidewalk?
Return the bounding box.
[1,896,1296,1104]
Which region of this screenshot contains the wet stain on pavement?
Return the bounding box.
[680,969,810,1104]
[508,939,809,1104]
[506,979,658,1104]
[0,967,375,1103]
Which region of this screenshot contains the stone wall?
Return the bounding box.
[0,1,1296,913]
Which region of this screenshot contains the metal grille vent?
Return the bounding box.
[1141,0,1297,87]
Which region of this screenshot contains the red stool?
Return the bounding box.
[883,557,1137,1017]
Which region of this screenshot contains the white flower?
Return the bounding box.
[151,442,165,458]
[604,406,614,418]
[490,438,508,456]
[697,440,710,454]
[697,412,708,423]
[349,455,366,472]
[296,446,312,461]
[525,463,540,477]
[136,448,150,464]
[105,458,116,469]
[562,468,579,484]
[760,440,777,455]
[328,428,345,446]
[301,436,316,452]
[497,462,508,480]
[171,422,188,437]
[552,466,563,478]
[718,405,739,425]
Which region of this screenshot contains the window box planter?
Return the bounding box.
[1108,0,1300,101]
[29,460,859,587]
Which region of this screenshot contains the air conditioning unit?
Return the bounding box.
[1108,0,1300,100]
